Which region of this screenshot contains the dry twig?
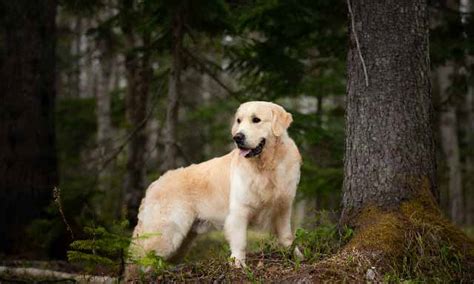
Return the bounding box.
[347,0,369,87]
[53,187,74,240]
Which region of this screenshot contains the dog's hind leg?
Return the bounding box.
[168,219,214,262]
[167,229,197,263]
[130,201,196,261]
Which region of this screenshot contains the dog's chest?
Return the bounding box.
[244,166,291,207]
[246,171,290,228]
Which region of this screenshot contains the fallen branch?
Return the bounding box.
[0,266,116,283]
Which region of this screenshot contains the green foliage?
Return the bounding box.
[227,0,346,100]
[67,223,170,276]
[180,99,237,162]
[28,98,99,257]
[55,98,98,216]
[67,221,130,274]
[135,251,168,275]
[430,3,474,66]
[295,225,352,263]
[56,98,97,160]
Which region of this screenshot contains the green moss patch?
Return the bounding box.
[297,195,474,282]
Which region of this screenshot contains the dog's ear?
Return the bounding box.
[271,106,293,137]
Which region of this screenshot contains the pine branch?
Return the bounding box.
[183,48,244,102]
[98,81,164,172]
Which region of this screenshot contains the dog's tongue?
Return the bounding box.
[239,149,251,157]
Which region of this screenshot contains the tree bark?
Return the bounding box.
[0,0,58,255]
[162,12,184,172]
[121,0,153,224]
[341,0,436,223]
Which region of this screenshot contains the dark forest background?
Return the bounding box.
[0,0,473,270]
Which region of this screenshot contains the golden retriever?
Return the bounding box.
[127,101,302,274]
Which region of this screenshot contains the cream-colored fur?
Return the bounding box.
[128,101,302,272]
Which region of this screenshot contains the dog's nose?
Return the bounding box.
[233,133,245,145]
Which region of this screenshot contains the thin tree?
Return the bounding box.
[0,0,58,255]
[95,17,116,218]
[162,9,184,172]
[437,64,463,224]
[120,0,153,224]
[460,0,474,226]
[157,0,230,172]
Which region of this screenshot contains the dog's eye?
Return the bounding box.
[252,117,261,123]
[237,118,241,124]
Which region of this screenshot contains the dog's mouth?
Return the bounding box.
[238,139,266,158]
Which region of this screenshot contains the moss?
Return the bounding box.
[294,179,474,282]
[345,206,405,258]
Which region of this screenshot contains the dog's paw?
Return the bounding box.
[229,256,247,268]
[294,246,304,260]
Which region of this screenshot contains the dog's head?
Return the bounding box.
[231,101,293,158]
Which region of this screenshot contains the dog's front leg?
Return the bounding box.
[274,201,304,260]
[224,206,249,268]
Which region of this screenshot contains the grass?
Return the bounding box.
[2,211,473,282]
[463,226,474,239]
[135,211,351,282]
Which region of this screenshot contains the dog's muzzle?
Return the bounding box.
[237,139,266,158]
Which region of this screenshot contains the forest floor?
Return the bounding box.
[0,230,338,283]
[1,222,473,283]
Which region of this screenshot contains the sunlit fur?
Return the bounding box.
[127,101,302,276]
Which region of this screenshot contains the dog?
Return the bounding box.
[127,101,302,275]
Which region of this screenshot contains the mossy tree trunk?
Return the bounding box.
[316,0,474,281]
[0,0,58,256]
[341,0,436,221]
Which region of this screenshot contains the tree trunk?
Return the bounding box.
[293,0,474,281]
[124,50,151,224]
[463,84,474,225]
[162,12,184,172]
[68,16,82,98]
[96,56,113,161]
[0,0,58,256]
[341,0,436,221]
[121,0,152,224]
[460,0,474,226]
[79,19,93,98]
[95,40,115,218]
[437,64,464,224]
